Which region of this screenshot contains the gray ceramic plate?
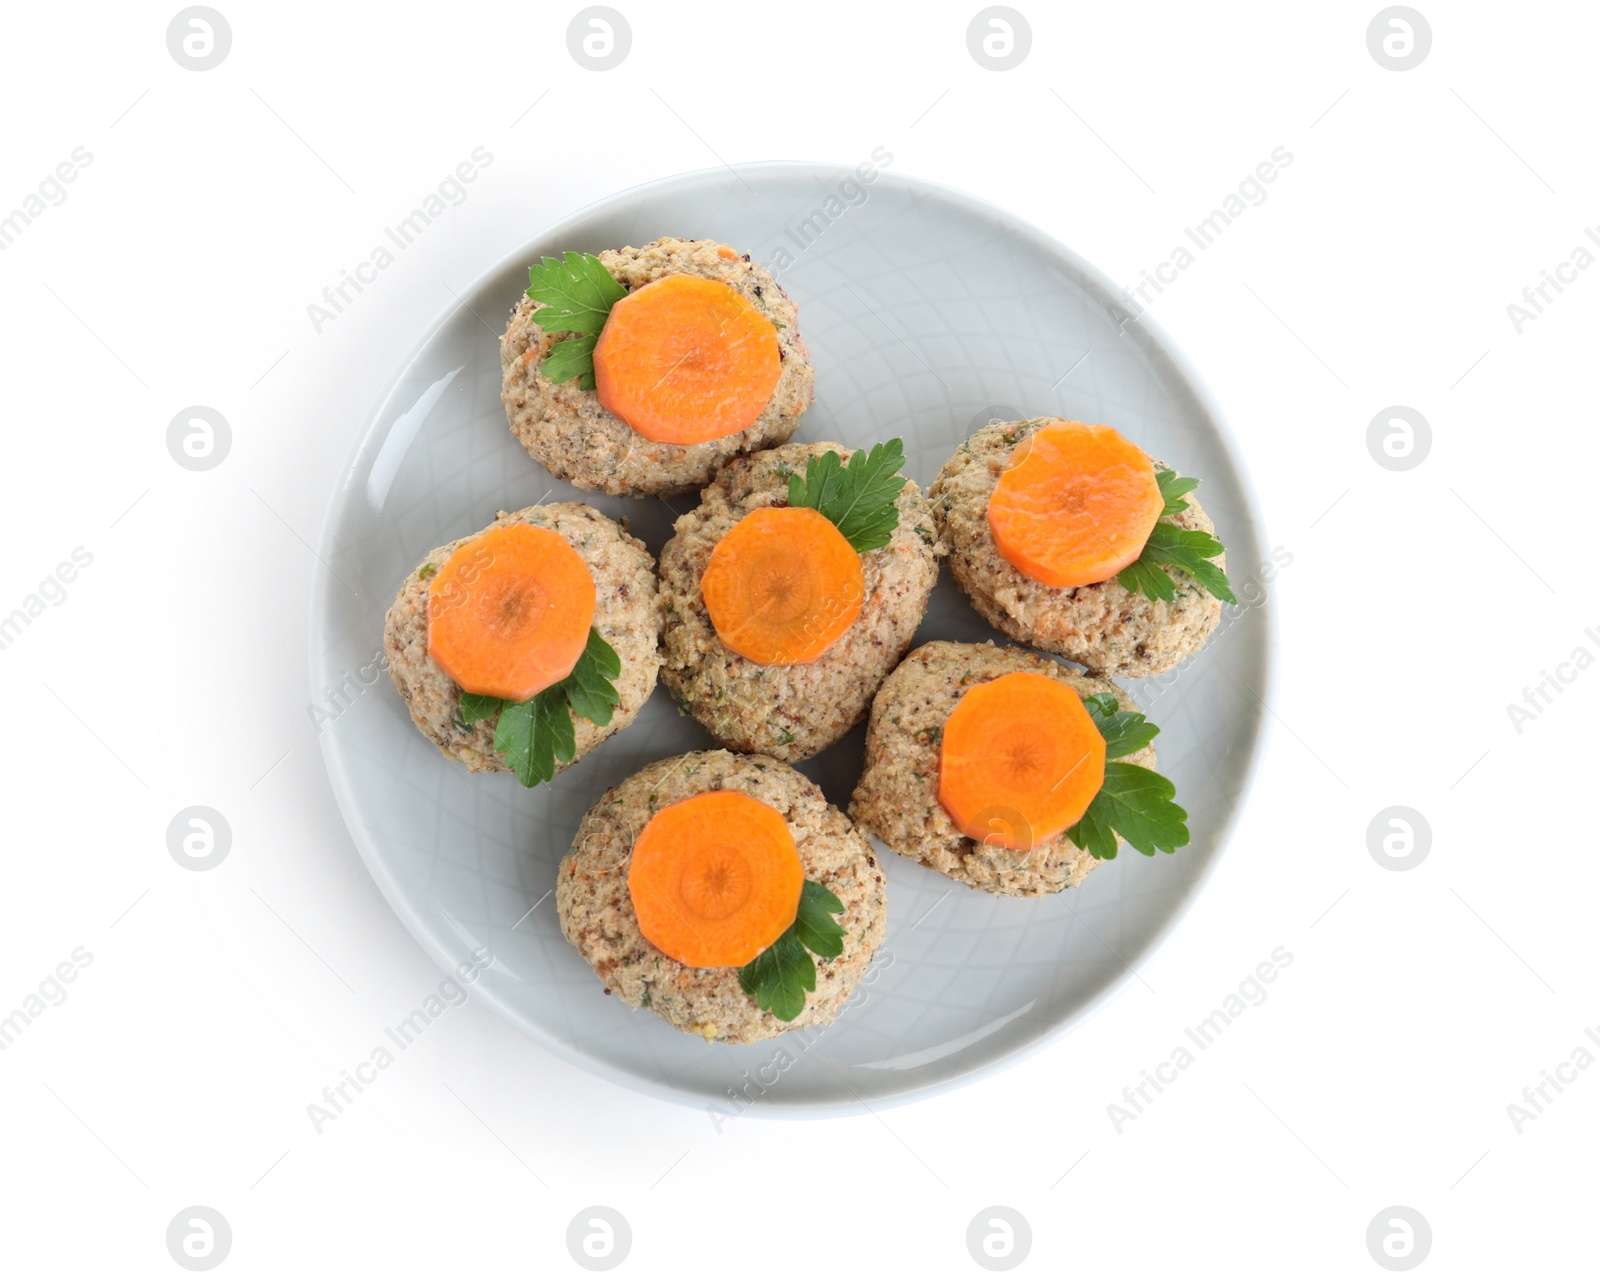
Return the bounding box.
[311,163,1271,1115]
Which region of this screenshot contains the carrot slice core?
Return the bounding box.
[700,506,864,665]
[628,790,805,967]
[426,523,595,702]
[986,421,1164,588]
[593,273,782,445]
[938,671,1107,851]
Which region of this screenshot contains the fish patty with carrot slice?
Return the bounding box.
[500,237,815,498]
[658,440,944,763]
[849,641,1159,897]
[556,749,888,1043]
[383,502,662,776]
[930,417,1226,678]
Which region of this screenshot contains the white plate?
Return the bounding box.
[311,163,1271,1115]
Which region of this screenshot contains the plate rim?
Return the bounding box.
[309,160,1276,1117]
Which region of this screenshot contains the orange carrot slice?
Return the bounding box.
[700,506,864,665]
[426,523,595,701]
[593,274,781,445]
[627,790,805,967]
[938,671,1106,850]
[986,421,1164,588]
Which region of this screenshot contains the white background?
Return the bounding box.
[1,1,1594,1273]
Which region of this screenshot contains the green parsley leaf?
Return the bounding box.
[791,880,845,958]
[1138,523,1237,604]
[525,252,625,392]
[1117,470,1236,606]
[562,627,623,726]
[539,331,598,390]
[1116,556,1179,603]
[1155,467,1200,516]
[1067,762,1189,859]
[738,932,813,1022]
[737,879,845,1021]
[787,437,907,552]
[456,692,501,725]
[451,627,623,788]
[494,687,575,788]
[525,252,626,334]
[1080,692,1160,760]
[1066,694,1188,858]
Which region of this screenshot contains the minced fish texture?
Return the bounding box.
[383,502,662,774]
[849,641,1156,897]
[501,237,814,498]
[659,441,944,762]
[557,750,888,1043]
[929,417,1223,677]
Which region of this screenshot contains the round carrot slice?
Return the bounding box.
[627,790,805,967]
[938,671,1106,850]
[426,523,595,702]
[593,274,782,445]
[700,506,864,665]
[986,421,1164,588]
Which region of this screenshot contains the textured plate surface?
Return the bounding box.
[311,163,1271,1114]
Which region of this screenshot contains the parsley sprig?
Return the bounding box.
[1117,469,1236,605]
[1066,692,1189,859]
[525,252,627,392]
[456,628,622,788]
[737,880,846,1021]
[786,437,907,552]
